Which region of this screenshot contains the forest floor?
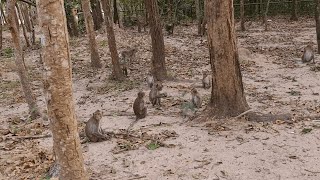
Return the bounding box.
[1,17,320,180]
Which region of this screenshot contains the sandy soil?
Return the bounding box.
[1,17,320,180]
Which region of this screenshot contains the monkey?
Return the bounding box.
[191,88,202,108]
[85,110,109,142]
[146,71,154,88]
[119,57,128,76]
[202,71,211,89]
[301,45,315,63]
[133,91,147,120]
[149,81,167,106]
[119,48,137,76]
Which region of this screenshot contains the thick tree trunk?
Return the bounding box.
[290,0,298,21]
[101,0,124,80]
[145,0,167,81]
[16,4,31,47]
[240,0,245,31]
[7,0,39,119]
[91,0,103,30]
[315,0,320,53]
[206,0,249,117]
[36,0,89,179]
[81,0,102,68]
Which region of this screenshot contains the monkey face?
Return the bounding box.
[93,110,102,120]
[138,91,145,98]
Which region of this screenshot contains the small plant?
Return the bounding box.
[301,128,312,134]
[147,141,161,150]
[2,47,14,58]
[100,40,108,47]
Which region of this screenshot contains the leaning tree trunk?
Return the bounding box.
[7,0,39,119]
[145,0,167,81]
[101,0,124,80]
[240,0,245,31]
[315,0,320,53]
[16,4,31,47]
[206,0,249,117]
[81,0,102,68]
[36,0,89,179]
[91,0,103,30]
[290,0,298,21]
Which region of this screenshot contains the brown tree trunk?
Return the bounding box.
[29,9,36,45]
[315,0,320,53]
[263,0,271,31]
[21,4,32,32]
[195,0,201,35]
[206,0,249,117]
[81,0,102,68]
[0,5,2,50]
[240,0,245,31]
[290,0,298,21]
[16,4,31,47]
[0,3,7,24]
[113,0,119,24]
[101,0,124,80]
[7,0,39,119]
[145,0,167,81]
[36,0,89,179]
[91,0,103,30]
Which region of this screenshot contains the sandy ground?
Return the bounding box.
[1,17,320,180]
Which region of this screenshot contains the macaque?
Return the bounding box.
[85,110,108,142]
[149,81,166,106]
[191,88,202,108]
[146,71,154,88]
[119,48,137,76]
[165,23,174,35]
[301,45,315,63]
[202,71,211,89]
[133,91,147,120]
[119,57,128,76]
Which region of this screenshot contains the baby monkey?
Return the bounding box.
[301,45,315,63]
[202,71,211,89]
[191,88,202,108]
[85,110,109,142]
[133,91,147,120]
[149,81,166,106]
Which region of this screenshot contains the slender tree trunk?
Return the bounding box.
[0,3,7,24]
[91,0,103,30]
[145,0,167,81]
[116,0,123,28]
[315,0,320,53]
[263,0,271,31]
[16,4,31,47]
[291,0,298,21]
[0,6,2,50]
[7,0,39,119]
[21,4,32,32]
[195,0,201,35]
[240,0,245,31]
[113,0,119,24]
[81,0,102,68]
[36,0,89,179]
[29,8,36,45]
[101,0,124,80]
[206,0,249,117]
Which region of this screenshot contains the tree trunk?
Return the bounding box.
[65,1,79,37]
[145,0,167,81]
[7,0,39,119]
[116,0,123,28]
[36,0,89,179]
[263,0,271,31]
[29,8,36,45]
[21,4,32,32]
[16,4,31,47]
[91,0,103,30]
[101,0,124,80]
[113,0,119,24]
[0,3,7,24]
[240,0,245,31]
[81,0,102,68]
[206,0,249,117]
[315,0,320,53]
[195,0,201,35]
[290,0,298,21]
[0,5,2,50]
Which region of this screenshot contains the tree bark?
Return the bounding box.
[290,0,298,21]
[145,0,167,81]
[91,0,103,30]
[7,0,39,119]
[315,0,320,53]
[113,0,119,24]
[195,0,201,35]
[101,0,124,80]
[240,0,245,31]
[0,3,7,24]
[81,0,102,68]
[0,7,2,50]
[36,0,89,179]
[16,4,31,47]
[206,0,249,117]
[263,0,271,31]
[21,4,32,32]
[65,1,79,37]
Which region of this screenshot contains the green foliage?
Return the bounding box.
[146,141,161,150]
[1,47,14,58]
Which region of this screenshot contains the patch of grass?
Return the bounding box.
[97,79,139,94]
[301,128,312,134]
[1,47,14,58]
[100,40,108,47]
[146,141,161,150]
[0,80,20,91]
